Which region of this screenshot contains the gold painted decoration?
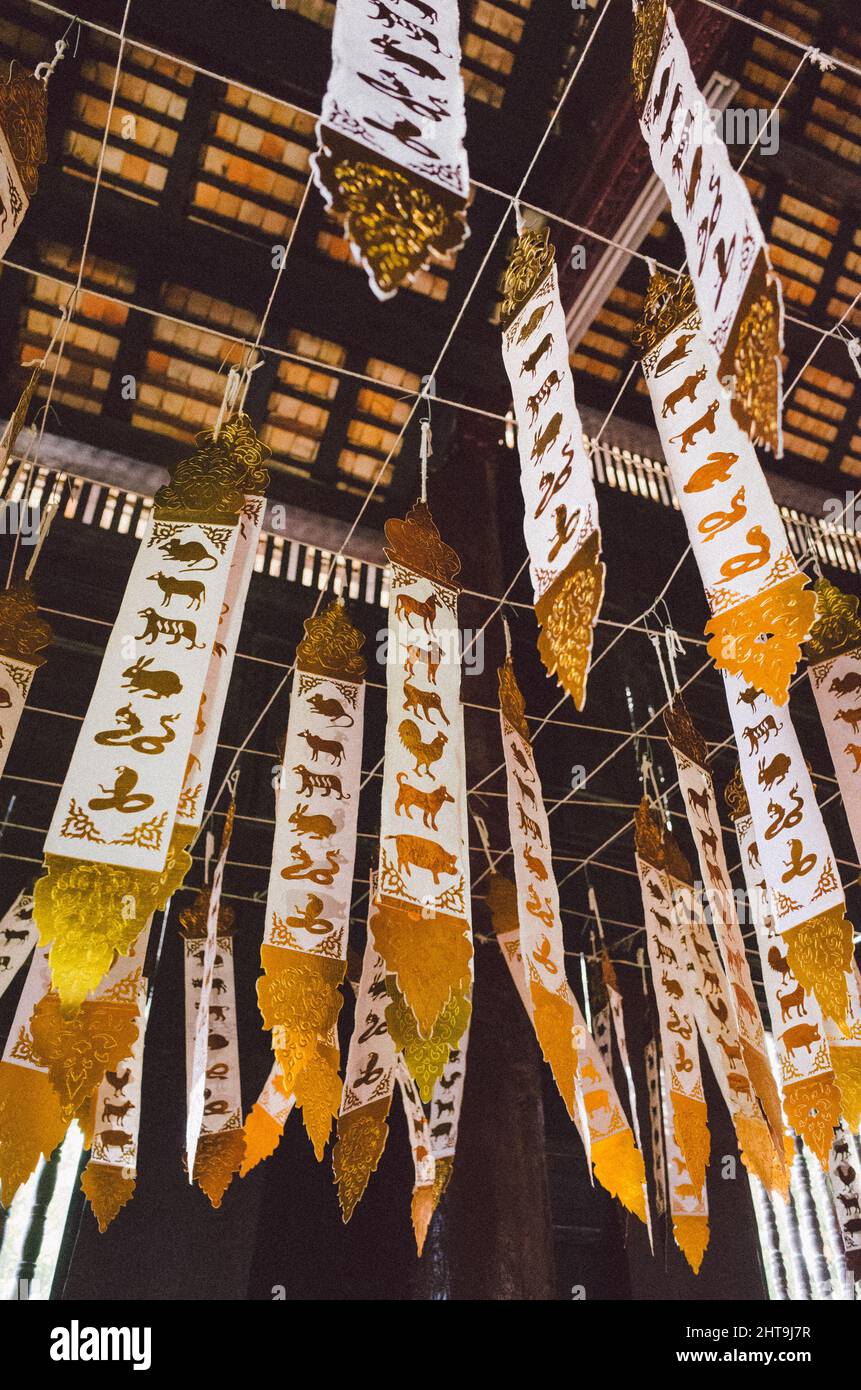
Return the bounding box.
[0,581,52,784]
[80,971,148,1231]
[181,878,245,1206]
[259,599,366,1157]
[372,500,472,1084]
[310,0,469,298]
[333,915,397,1220]
[635,800,711,1267]
[239,1063,295,1177]
[723,670,854,1030]
[804,577,861,870]
[664,695,785,1174]
[0,64,47,256]
[637,272,813,703]
[35,416,267,1009]
[0,950,67,1207]
[633,8,785,452]
[500,229,605,710]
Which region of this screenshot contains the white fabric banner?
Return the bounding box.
[89,977,147,1175]
[177,496,264,828]
[0,120,29,259]
[808,644,861,868]
[183,922,241,1162]
[1,946,51,1071]
[186,818,235,1174]
[0,889,37,1002]
[638,5,784,452]
[0,656,37,782]
[45,514,237,871]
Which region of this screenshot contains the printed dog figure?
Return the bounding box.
[394,773,454,830]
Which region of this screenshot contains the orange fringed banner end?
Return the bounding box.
[80,1163,135,1232]
[590,1128,647,1222]
[332,1099,391,1223]
[371,901,472,1045]
[191,1128,246,1209]
[784,907,854,1035]
[674,1214,710,1276]
[705,574,817,708]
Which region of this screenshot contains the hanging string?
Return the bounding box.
[587,884,605,946]
[646,624,674,707]
[807,535,824,580]
[213,362,242,442]
[502,615,512,659]
[419,417,431,504]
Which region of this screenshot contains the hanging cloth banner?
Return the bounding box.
[371,500,473,1092]
[397,1061,438,1256]
[80,973,147,1232]
[28,923,150,1137]
[804,577,861,868]
[632,0,785,453]
[486,779,647,1222]
[259,599,366,1160]
[499,228,605,710]
[828,1122,861,1279]
[635,798,710,1271]
[722,669,855,1034]
[181,878,244,1208]
[333,916,397,1222]
[240,1063,296,1178]
[311,0,469,299]
[663,694,785,1160]
[643,1025,668,1218]
[35,414,270,1010]
[0,887,38,1002]
[176,492,266,829]
[0,583,52,784]
[684,897,785,1192]
[0,949,66,1205]
[185,802,235,1178]
[0,62,48,257]
[634,272,814,705]
[725,765,856,1164]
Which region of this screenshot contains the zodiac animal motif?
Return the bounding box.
[742,715,780,755]
[833,1139,850,1161]
[518,802,543,844]
[369,34,443,80]
[530,412,562,467]
[307,693,354,726]
[395,591,439,634]
[399,720,447,779]
[287,804,337,840]
[736,684,762,711]
[395,773,454,830]
[661,971,684,1000]
[277,894,334,936]
[514,771,536,807]
[647,879,667,903]
[757,754,791,791]
[522,843,547,880]
[776,981,806,1022]
[404,642,442,685]
[157,537,217,570]
[702,969,720,995]
[830,672,861,698]
[207,1033,229,1051]
[764,786,804,841]
[781,838,816,883]
[0,688,10,708]
[121,656,183,699]
[686,785,711,821]
[698,488,747,542]
[655,940,677,966]
[836,1162,857,1187]
[137,607,205,649]
[369,1,441,47]
[526,370,561,423]
[534,462,571,519]
[674,1043,693,1073]
[105,1068,131,1096]
[402,679,450,726]
[520,332,552,377]
[669,400,719,454]
[727,1072,751,1099]
[698,826,718,859]
[654,331,694,378]
[526,885,554,931]
[747,840,761,869]
[732,983,758,1025]
[280,845,342,885]
[835,706,861,734]
[583,1089,610,1118]
[845,743,861,772]
[88,766,154,814]
[299,729,345,765]
[837,1193,861,1216]
[667,1006,693,1040]
[766,945,792,982]
[518,302,550,342]
[661,366,707,417]
[148,571,206,610]
[387,834,458,884]
[2,928,29,944]
[101,1099,134,1124]
[707,996,728,1025]
[547,504,580,563]
[715,526,771,584]
[98,1129,133,1152]
[781,1022,821,1056]
[95,705,178,755]
[716,1035,742,1066]
[683,452,739,493]
[293,764,349,799]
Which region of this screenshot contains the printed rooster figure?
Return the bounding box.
[547,505,580,564]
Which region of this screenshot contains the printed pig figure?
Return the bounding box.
[388,834,458,884]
